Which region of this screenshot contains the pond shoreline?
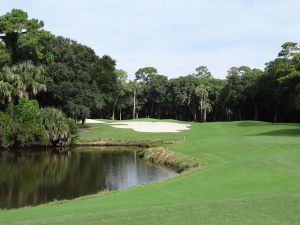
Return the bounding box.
[1,139,201,174]
[0,140,183,150]
[74,139,184,147]
[75,139,201,173]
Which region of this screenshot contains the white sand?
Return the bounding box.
[109,121,190,133]
[85,119,106,124]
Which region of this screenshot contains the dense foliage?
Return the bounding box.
[0,100,78,149]
[39,36,117,121]
[0,9,53,65]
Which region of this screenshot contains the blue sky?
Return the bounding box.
[1,0,300,78]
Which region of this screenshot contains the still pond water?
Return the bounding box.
[0,147,176,209]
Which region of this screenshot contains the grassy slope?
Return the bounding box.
[1,120,300,225]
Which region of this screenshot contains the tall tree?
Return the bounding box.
[144,73,168,118]
[265,43,300,122]
[135,67,157,81]
[278,42,300,59]
[134,67,159,118]
[111,69,128,120]
[220,67,244,120]
[194,66,212,79]
[40,36,116,122]
[195,84,210,122]
[0,9,53,64]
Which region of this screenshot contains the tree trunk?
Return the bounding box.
[151,102,154,118]
[158,104,161,119]
[119,108,122,120]
[273,108,278,123]
[112,108,115,120]
[133,88,136,119]
[194,112,197,122]
[203,107,207,122]
[200,100,203,122]
[7,33,19,64]
[112,98,118,120]
[238,108,242,121]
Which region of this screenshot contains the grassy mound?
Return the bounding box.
[139,147,201,173]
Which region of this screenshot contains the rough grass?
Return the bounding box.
[0,120,300,225]
[139,147,201,173]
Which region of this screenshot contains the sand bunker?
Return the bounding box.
[85,119,106,124]
[109,121,190,133]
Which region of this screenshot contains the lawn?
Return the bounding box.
[0,120,300,225]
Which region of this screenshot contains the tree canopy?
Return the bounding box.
[0,9,53,64]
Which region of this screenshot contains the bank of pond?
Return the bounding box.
[0,147,178,209]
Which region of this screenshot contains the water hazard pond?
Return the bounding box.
[0,147,176,209]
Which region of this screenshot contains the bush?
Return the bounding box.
[39,107,78,146]
[66,118,79,144]
[0,100,78,149]
[13,100,48,147]
[0,112,14,148]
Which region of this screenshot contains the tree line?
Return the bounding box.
[112,42,300,123]
[1,9,300,148]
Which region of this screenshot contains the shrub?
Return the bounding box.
[39,107,78,146]
[0,100,78,149]
[66,118,79,144]
[13,100,48,147]
[0,112,14,148]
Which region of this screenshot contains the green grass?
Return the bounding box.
[79,118,187,142]
[1,120,300,225]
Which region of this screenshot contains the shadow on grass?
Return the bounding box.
[236,121,300,128]
[235,121,268,127]
[254,129,300,137]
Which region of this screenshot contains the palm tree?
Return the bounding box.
[0,81,14,103]
[0,61,47,104]
[11,61,47,99]
[195,84,211,122]
[39,107,70,147]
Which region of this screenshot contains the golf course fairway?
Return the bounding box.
[0,120,299,225]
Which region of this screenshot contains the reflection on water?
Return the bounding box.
[0,147,176,209]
